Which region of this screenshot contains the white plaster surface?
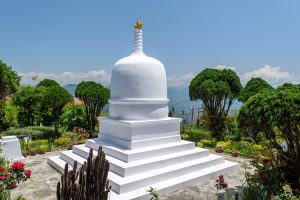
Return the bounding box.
[48,25,239,199]
[0,136,25,163]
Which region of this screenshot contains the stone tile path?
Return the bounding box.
[11,151,250,200]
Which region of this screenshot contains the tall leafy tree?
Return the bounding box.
[42,85,73,136]
[0,60,20,129]
[37,79,60,88]
[239,77,273,103]
[75,81,110,132]
[36,79,60,126]
[13,86,43,126]
[238,84,300,191]
[189,68,242,140]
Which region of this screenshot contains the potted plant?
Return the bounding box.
[22,150,28,157]
[231,150,240,157]
[215,144,224,153]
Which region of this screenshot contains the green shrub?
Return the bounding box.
[37,145,47,154]
[200,138,217,148]
[185,128,211,142]
[1,126,56,139]
[54,137,70,147]
[224,141,254,158]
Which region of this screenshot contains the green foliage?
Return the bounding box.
[3,102,18,129]
[223,141,254,158]
[238,84,300,192]
[0,60,20,130]
[147,187,160,200]
[185,126,211,142]
[0,189,10,200]
[13,86,44,126]
[37,145,47,154]
[37,79,60,88]
[242,157,283,199]
[200,138,217,148]
[75,81,109,131]
[273,192,299,200]
[60,104,87,131]
[42,85,73,136]
[54,137,70,147]
[239,77,273,103]
[189,68,242,140]
[1,126,55,140]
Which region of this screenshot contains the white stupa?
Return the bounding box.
[48,21,239,200]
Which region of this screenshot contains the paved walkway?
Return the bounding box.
[10,151,250,200]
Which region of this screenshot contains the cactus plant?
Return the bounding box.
[57,146,110,200]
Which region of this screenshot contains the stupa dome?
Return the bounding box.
[109,21,169,120]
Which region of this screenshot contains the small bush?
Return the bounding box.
[54,137,70,147]
[200,138,217,148]
[37,145,47,154]
[1,126,56,140]
[185,128,211,142]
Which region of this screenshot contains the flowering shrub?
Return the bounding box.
[0,161,31,190]
[215,175,228,190]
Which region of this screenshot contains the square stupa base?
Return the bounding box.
[48,117,239,199]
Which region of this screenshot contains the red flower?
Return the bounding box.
[0,175,7,181]
[7,167,12,173]
[222,183,228,188]
[0,167,5,172]
[25,170,31,178]
[12,162,25,171]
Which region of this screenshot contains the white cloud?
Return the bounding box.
[19,69,111,86]
[213,65,236,71]
[167,72,196,87]
[240,65,296,86]
[18,65,299,88]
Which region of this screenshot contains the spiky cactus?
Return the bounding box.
[57,146,110,200]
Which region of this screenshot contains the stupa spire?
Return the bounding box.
[132,20,144,55]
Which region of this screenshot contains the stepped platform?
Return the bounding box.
[48,138,238,200]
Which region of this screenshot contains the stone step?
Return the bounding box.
[99,133,181,149]
[109,154,225,194]
[73,144,210,176]
[47,156,72,174]
[85,139,195,162]
[59,150,86,167]
[109,160,239,200]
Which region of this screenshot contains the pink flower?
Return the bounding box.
[0,175,7,181]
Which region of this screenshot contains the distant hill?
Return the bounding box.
[63,84,77,96]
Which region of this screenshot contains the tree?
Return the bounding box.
[3,102,19,129]
[60,104,87,131]
[0,60,20,129]
[42,85,73,136]
[13,86,43,126]
[37,79,60,88]
[239,77,273,103]
[36,79,60,126]
[189,68,242,140]
[75,81,109,132]
[238,84,300,192]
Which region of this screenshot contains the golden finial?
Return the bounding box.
[135,20,143,30]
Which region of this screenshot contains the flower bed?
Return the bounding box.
[0,161,31,190]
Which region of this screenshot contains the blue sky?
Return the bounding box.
[1,1,300,87]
